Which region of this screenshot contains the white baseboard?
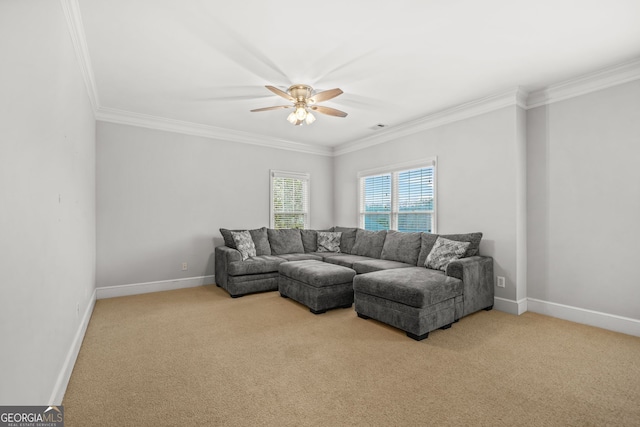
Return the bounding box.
[493,296,528,315]
[96,275,216,300]
[527,298,640,338]
[49,288,96,405]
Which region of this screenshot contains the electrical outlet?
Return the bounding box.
[497,276,506,288]
[182,262,188,271]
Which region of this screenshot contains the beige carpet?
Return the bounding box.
[63,285,640,426]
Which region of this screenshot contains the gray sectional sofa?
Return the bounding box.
[214,226,494,340]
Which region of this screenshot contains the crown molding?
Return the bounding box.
[60,0,99,112]
[527,57,640,109]
[96,107,334,156]
[334,88,528,156]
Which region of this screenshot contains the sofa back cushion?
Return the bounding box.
[267,228,305,254]
[417,232,483,266]
[220,227,271,256]
[332,226,358,254]
[300,229,318,252]
[381,230,422,265]
[351,229,387,258]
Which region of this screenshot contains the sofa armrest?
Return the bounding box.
[214,245,242,288]
[446,256,494,317]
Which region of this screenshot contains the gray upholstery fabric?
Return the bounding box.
[214,246,279,296]
[249,227,271,256]
[267,228,305,254]
[278,260,356,287]
[333,226,358,254]
[445,256,494,316]
[417,233,439,267]
[380,230,422,265]
[354,292,456,337]
[300,229,317,253]
[325,254,377,268]
[305,251,346,261]
[214,245,241,288]
[351,229,387,258]
[441,232,483,257]
[279,276,354,313]
[353,267,463,308]
[220,227,271,255]
[227,255,285,276]
[275,253,322,262]
[220,228,241,249]
[352,259,414,274]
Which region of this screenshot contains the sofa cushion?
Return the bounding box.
[325,254,377,269]
[317,231,342,252]
[276,253,323,262]
[300,229,318,253]
[249,227,272,256]
[278,260,356,288]
[267,228,305,254]
[305,251,345,261]
[425,237,470,271]
[351,229,387,258]
[333,226,358,254]
[231,230,256,261]
[417,233,439,267]
[352,259,415,274]
[380,230,422,265]
[353,267,463,308]
[228,255,286,276]
[220,227,271,256]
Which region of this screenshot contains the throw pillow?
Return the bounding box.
[220,228,242,249]
[231,230,256,261]
[425,237,470,271]
[317,231,342,252]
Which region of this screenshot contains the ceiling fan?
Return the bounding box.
[250,85,348,126]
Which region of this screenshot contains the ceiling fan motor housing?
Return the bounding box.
[288,84,313,102]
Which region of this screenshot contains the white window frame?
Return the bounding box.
[270,170,311,229]
[357,158,437,233]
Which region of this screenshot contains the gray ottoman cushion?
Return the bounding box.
[278,260,357,313]
[279,260,355,287]
[353,267,463,308]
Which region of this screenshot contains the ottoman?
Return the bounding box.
[278,260,357,314]
[353,267,464,341]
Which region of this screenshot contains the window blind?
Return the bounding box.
[270,170,310,229]
[358,162,435,233]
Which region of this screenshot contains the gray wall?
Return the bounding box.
[527,80,640,319]
[0,1,96,404]
[333,106,525,303]
[96,122,334,288]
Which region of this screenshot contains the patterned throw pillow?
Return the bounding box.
[425,237,470,271]
[231,230,256,261]
[317,231,342,253]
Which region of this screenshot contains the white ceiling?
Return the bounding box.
[78,0,640,149]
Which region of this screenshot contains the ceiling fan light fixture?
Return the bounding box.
[294,105,307,121]
[305,112,316,125]
[287,112,297,124]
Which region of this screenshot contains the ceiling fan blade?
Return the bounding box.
[308,88,343,104]
[250,105,292,112]
[310,105,348,118]
[266,85,294,102]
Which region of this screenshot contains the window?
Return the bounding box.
[358,159,436,233]
[270,170,310,229]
